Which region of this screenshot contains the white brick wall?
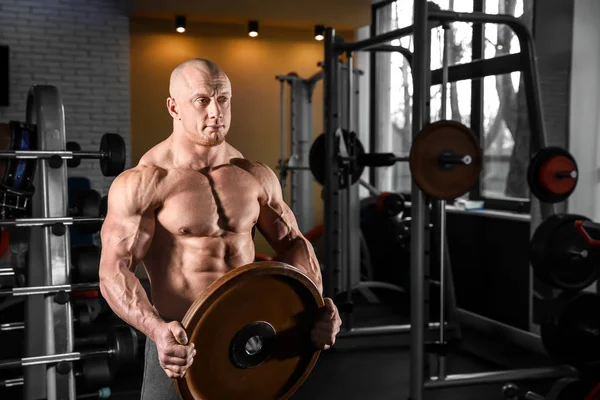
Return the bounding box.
[0,0,130,196]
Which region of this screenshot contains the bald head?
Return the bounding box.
[166,58,232,146]
[169,58,230,100]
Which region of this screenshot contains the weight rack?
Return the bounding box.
[21,85,75,399]
[322,3,569,400]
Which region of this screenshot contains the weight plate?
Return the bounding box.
[66,142,82,168]
[541,292,600,369]
[409,120,482,200]
[100,133,126,177]
[528,146,578,203]
[530,213,599,291]
[309,130,365,189]
[175,261,324,400]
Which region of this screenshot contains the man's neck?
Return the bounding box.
[168,133,228,170]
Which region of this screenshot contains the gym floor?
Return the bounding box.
[103,297,558,400]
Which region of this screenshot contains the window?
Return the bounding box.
[376,0,533,211]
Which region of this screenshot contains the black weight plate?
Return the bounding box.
[309,131,365,189]
[100,133,126,177]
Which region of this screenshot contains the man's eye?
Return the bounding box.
[218,97,229,103]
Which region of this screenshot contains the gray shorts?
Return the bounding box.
[140,336,182,400]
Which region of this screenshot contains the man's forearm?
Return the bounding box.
[275,237,323,293]
[99,266,165,341]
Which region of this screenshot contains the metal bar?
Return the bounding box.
[430,53,521,85]
[344,54,354,330]
[0,282,99,297]
[0,322,24,331]
[368,6,378,186]
[275,74,304,82]
[469,0,485,201]
[437,22,450,381]
[306,70,324,86]
[337,25,416,53]
[279,79,286,196]
[0,377,24,387]
[323,27,340,299]
[0,216,102,227]
[0,349,111,370]
[359,179,382,196]
[338,322,442,338]
[410,1,429,399]
[424,366,577,389]
[0,268,14,276]
[455,308,546,354]
[0,150,103,159]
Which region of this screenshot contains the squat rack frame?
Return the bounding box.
[322,2,565,400]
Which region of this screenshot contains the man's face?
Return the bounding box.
[171,67,232,146]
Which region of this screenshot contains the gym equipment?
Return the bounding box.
[70,190,106,234]
[409,120,483,200]
[541,292,600,368]
[0,325,138,372]
[322,0,570,397]
[0,121,37,219]
[0,282,99,297]
[0,126,125,177]
[175,261,323,400]
[528,147,578,203]
[530,214,600,291]
[72,245,101,282]
[309,130,408,189]
[0,359,113,389]
[309,130,365,188]
[0,215,104,233]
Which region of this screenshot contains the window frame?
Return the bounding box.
[370,0,531,214]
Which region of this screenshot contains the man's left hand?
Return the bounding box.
[311,297,342,350]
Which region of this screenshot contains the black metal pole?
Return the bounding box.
[323,28,341,299]
[410,0,429,399]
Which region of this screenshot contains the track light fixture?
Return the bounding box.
[175,16,186,33]
[314,25,325,41]
[248,20,259,37]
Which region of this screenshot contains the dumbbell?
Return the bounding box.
[72,245,101,283]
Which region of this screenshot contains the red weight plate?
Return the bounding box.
[539,155,577,195]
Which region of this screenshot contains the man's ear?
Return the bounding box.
[167,97,180,120]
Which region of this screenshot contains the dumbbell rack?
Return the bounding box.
[24,85,76,400]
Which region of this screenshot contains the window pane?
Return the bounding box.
[481,72,529,200]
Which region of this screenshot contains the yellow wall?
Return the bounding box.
[130,19,353,255]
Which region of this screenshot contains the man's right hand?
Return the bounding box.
[153,321,196,379]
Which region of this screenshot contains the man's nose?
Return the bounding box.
[207,99,222,119]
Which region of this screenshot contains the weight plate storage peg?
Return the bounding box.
[527,146,578,203]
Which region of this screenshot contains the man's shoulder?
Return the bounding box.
[111,165,168,194]
[230,158,275,180]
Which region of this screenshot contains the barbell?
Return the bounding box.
[0,325,139,376]
[0,282,99,297]
[308,120,482,200]
[0,123,126,177]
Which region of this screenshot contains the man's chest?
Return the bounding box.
[156,167,262,236]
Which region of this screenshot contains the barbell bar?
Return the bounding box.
[0,123,125,177]
[0,216,103,228]
[0,325,138,372]
[0,282,99,297]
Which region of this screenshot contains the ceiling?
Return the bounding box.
[128,0,373,30]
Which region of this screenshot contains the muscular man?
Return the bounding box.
[98,58,342,399]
